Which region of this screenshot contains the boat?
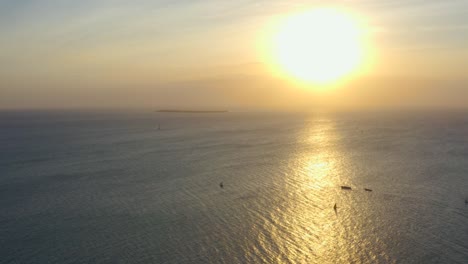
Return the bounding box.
[364,188,373,192]
[341,186,352,190]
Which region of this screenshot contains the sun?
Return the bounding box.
[271,8,365,85]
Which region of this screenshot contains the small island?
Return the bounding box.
[157,110,228,113]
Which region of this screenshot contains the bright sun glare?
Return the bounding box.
[272,8,364,85]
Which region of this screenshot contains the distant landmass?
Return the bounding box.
[157,110,228,113]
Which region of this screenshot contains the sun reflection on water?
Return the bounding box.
[296,117,350,262]
[259,115,392,263]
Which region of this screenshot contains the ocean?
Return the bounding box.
[1,110,467,263]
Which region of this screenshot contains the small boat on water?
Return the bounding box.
[364,188,373,192]
[341,186,352,190]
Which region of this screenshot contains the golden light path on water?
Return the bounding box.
[260,116,394,263]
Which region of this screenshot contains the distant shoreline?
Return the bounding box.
[156,110,228,113]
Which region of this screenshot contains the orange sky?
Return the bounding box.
[1,1,467,110]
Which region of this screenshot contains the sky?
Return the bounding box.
[0,0,467,110]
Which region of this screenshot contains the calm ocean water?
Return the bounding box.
[1,110,467,263]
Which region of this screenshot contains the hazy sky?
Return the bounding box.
[1,0,467,110]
